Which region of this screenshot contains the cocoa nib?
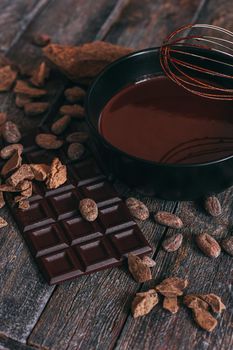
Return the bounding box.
[30,62,50,87]
[67,143,85,161]
[43,41,132,83]
[51,115,71,135]
[59,104,85,119]
[46,158,67,189]
[0,192,5,208]
[0,217,8,228]
[204,196,222,217]
[2,121,21,143]
[162,233,183,252]
[35,133,63,150]
[66,131,89,143]
[155,277,188,297]
[18,198,30,210]
[64,86,85,103]
[1,144,23,159]
[24,102,49,116]
[131,289,158,318]
[221,237,233,256]
[196,233,221,258]
[0,65,17,92]
[79,198,98,222]
[163,297,179,314]
[14,80,47,97]
[126,197,149,221]
[154,211,183,229]
[128,253,152,283]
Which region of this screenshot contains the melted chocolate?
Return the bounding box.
[99,76,233,164]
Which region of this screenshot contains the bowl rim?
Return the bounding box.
[85,46,233,168]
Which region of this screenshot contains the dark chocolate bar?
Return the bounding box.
[7,132,152,284]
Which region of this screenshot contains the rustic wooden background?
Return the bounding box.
[0,1,233,349]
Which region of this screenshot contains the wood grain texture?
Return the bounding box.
[114,190,233,350]
[104,0,201,48]
[0,0,118,344]
[0,0,50,52]
[0,335,37,350]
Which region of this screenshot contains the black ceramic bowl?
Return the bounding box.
[85,47,233,200]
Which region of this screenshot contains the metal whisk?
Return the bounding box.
[160,24,233,100]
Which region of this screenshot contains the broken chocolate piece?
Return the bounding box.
[0,65,17,91]
[131,289,158,318]
[128,253,152,283]
[46,158,67,189]
[43,41,132,83]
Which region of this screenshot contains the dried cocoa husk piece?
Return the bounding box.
[21,181,32,198]
[163,297,179,314]
[192,307,218,332]
[14,80,47,97]
[128,253,152,283]
[0,65,17,91]
[1,144,23,159]
[155,277,188,297]
[30,62,50,87]
[198,294,225,314]
[141,256,156,268]
[7,164,34,187]
[0,184,19,192]
[46,158,67,189]
[43,41,132,83]
[51,115,71,135]
[24,102,50,116]
[15,94,31,108]
[64,86,85,103]
[59,104,85,119]
[30,163,50,181]
[131,289,158,318]
[184,295,209,310]
[1,150,22,177]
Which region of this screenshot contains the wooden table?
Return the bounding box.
[0,1,232,349]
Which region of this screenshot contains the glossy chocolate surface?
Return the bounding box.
[99,76,233,164]
[7,131,151,285]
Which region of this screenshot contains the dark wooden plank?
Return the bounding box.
[27,1,204,347]
[0,335,37,350]
[114,188,233,350]
[0,0,119,343]
[0,0,50,52]
[104,0,201,48]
